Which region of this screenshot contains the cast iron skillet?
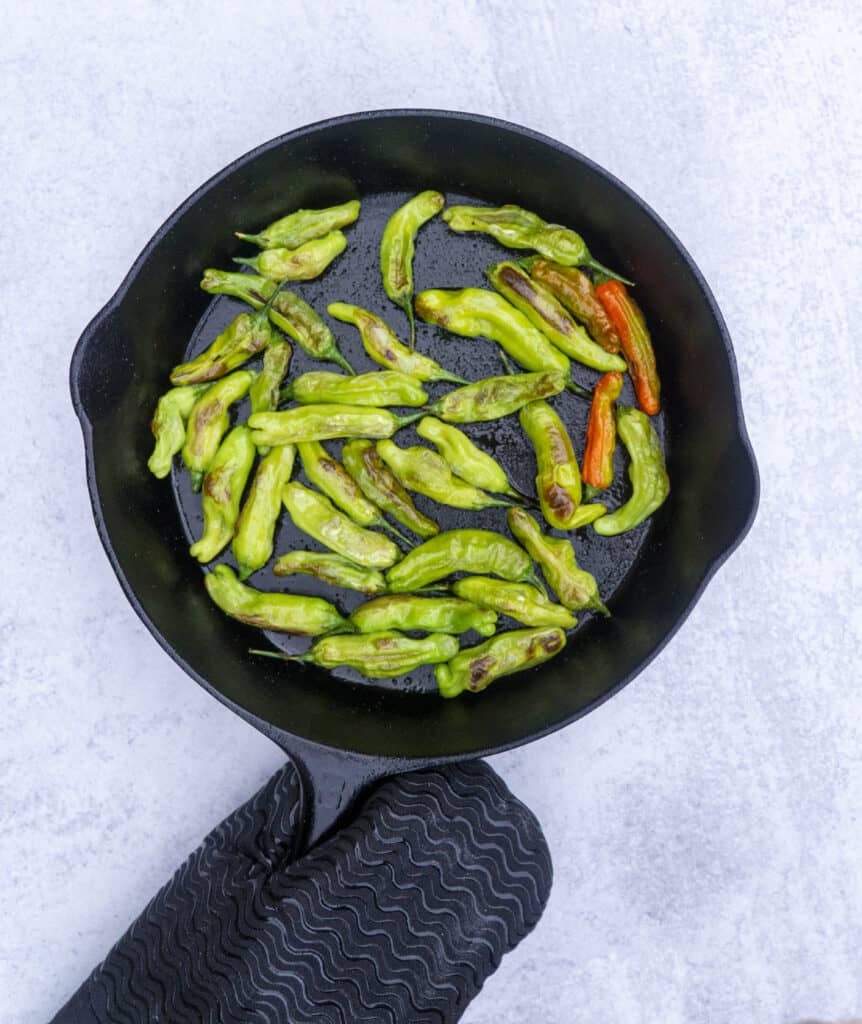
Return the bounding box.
[70,110,759,848]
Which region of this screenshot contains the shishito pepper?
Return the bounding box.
[428,371,566,424]
[235,199,360,249]
[327,302,467,384]
[519,401,581,529]
[385,529,542,591]
[282,482,401,570]
[486,262,626,373]
[247,405,421,448]
[181,370,254,491]
[442,204,632,284]
[189,425,256,563]
[231,444,296,579]
[376,440,512,511]
[595,280,661,415]
[416,416,523,501]
[283,370,427,408]
[380,190,445,347]
[350,595,497,637]
[435,627,566,698]
[273,551,388,596]
[507,508,609,616]
[527,259,621,354]
[205,564,351,635]
[593,406,669,536]
[249,339,292,455]
[233,231,346,282]
[200,270,354,374]
[452,577,577,630]
[297,441,409,543]
[342,439,440,540]
[582,371,624,490]
[253,631,458,678]
[147,383,210,479]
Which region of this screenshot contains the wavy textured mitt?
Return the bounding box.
[53,760,552,1024]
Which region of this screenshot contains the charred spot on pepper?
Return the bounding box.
[543,483,576,520]
[469,656,496,689]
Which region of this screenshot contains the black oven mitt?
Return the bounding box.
[51,761,552,1024]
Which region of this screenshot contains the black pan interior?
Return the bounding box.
[72,112,757,760]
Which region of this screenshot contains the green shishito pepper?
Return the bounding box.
[284,370,427,408]
[254,631,458,678]
[507,508,609,616]
[273,551,388,596]
[235,199,360,249]
[182,370,254,491]
[231,444,296,579]
[428,371,566,424]
[416,416,523,501]
[452,577,577,630]
[376,440,512,511]
[233,231,346,282]
[342,439,439,540]
[519,401,605,531]
[249,339,292,455]
[380,190,445,347]
[189,425,256,563]
[327,302,467,384]
[593,406,669,536]
[350,595,497,637]
[298,441,408,543]
[206,564,351,636]
[200,270,354,374]
[148,383,210,479]
[442,204,632,284]
[247,405,421,448]
[436,627,566,698]
[385,529,542,591]
[282,482,401,570]
[486,262,626,374]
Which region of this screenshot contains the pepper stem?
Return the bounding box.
[438,370,471,385]
[248,648,304,662]
[404,299,417,351]
[565,377,593,401]
[235,230,262,246]
[330,349,356,375]
[380,521,415,548]
[393,411,425,430]
[498,350,519,376]
[526,569,548,597]
[585,258,634,287]
[232,257,258,271]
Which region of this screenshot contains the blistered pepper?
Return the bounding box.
[282,482,401,570]
[582,372,624,490]
[182,370,254,490]
[200,270,354,373]
[297,441,409,543]
[234,231,346,282]
[377,440,512,511]
[205,564,351,636]
[247,404,421,448]
[386,529,542,591]
[416,416,524,501]
[283,370,427,407]
[231,444,296,579]
[147,383,210,479]
[235,199,360,249]
[249,339,292,455]
[342,439,440,540]
[189,425,256,563]
[527,259,621,354]
[273,551,388,596]
[253,631,458,678]
[436,627,566,698]
[327,302,467,384]
[595,281,661,415]
[519,401,605,530]
[593,406,669,536]
[442,204,632,283]
[507,508,608,615]
[428,371,566,424]
[452,577,577,629]
[486,261,626,373]
[350,595,497,636]
[381,190,445,347]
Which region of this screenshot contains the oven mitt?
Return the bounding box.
[52,760,552,1024]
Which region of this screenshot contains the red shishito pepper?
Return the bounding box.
[595,281,661,416]
[582,371,624,489]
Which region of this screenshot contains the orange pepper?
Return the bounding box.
[595,281,661,415]
[582,372,624,489]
